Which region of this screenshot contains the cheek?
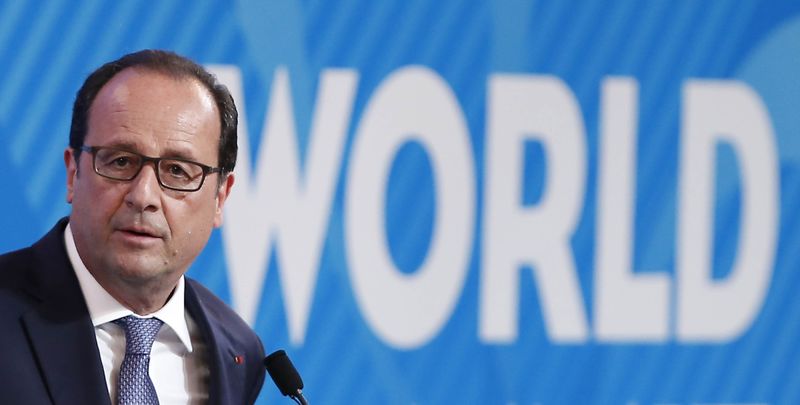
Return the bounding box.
[73,179,120,222]
[168,221,213,265]
[165,198,217,250]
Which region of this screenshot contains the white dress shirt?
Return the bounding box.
[65,224,210,404]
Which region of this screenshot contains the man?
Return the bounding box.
[0,50,265,404]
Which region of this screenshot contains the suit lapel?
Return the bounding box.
[185,281,248,405]
[22,303,110,405]
[20,219,111,405]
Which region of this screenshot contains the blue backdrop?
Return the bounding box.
[1,1,799,404]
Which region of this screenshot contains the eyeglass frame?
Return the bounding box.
[76,145,223,192]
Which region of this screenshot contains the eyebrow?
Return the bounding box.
[159,148,200,162]
[99,140,139,151]
[98,141,202,162]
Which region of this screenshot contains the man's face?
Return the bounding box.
[65,68,234,291]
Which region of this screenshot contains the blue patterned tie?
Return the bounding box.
[113,316,164,405]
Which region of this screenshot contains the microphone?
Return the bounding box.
[264,350,308,405]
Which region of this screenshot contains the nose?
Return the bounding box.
[123,163,162,212]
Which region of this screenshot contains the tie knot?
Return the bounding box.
[113,315,164,355]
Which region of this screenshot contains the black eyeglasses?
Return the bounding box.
[78,146,222,192]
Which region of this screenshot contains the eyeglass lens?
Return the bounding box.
[93,148,206,191]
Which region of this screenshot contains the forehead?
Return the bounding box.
[86,68,221,161]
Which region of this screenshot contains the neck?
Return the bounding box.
[95,272,180,315]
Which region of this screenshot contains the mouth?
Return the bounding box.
[117,226,164,240]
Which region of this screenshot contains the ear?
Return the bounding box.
[65,148,78,204]
[212,172,235,228]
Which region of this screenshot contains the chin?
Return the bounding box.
[112,255,174,284]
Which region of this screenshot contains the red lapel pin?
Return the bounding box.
[234,355,244,365]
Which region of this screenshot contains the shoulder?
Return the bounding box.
[0,245,37,310]
[0,218,82,320]
[184,278,267,401]
[0,227,69,330]
[184,278,262,346]
[0,218,70,292]
[0,218,69,272]
[185,279,246,324]
[0,245,35,278]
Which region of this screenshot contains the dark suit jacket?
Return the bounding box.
[0,218,266,404]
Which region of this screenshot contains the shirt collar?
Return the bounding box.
[64,223,194,353]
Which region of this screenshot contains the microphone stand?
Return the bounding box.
[290,389,309,405]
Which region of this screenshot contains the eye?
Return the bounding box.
[98,150,138,169]
[112,156,131,167]
[162,161,202,181]
[166,163,190,178]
